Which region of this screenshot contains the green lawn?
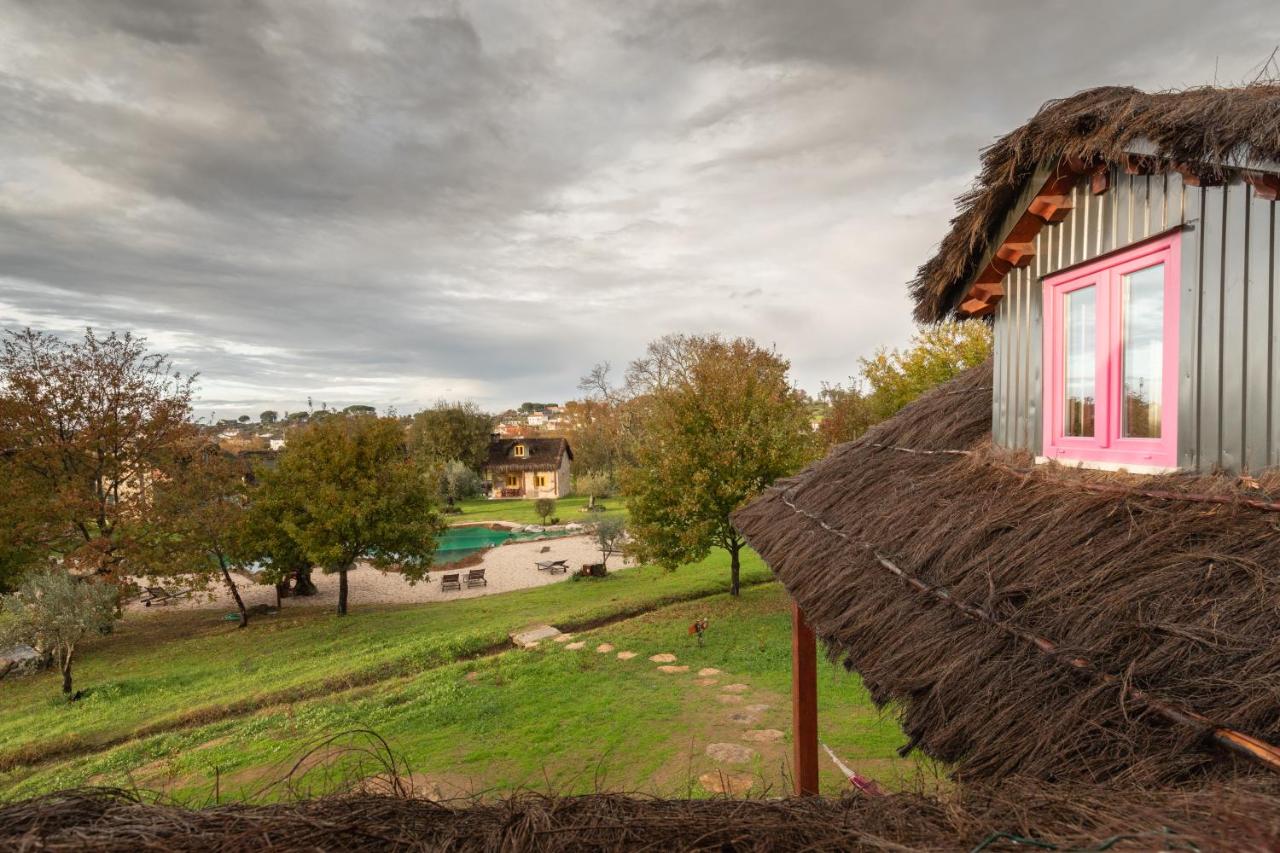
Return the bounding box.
[449,495,625,526]
[0,550,768,780]
[3,584,926,801]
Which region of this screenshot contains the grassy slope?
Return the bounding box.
[0,552,769,775]
[4,585,926,801]
[449,496,625,526]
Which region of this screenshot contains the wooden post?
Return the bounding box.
[791,601,819,795]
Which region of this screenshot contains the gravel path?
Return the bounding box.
[125,534,615,615]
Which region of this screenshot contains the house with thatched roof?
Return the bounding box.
[483,436,573,499]
[736,84,1280,801]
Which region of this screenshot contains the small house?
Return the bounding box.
[735,84,1280,796]
[483,437,572,499]
[914,85,1280,474]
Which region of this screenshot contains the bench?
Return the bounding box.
[465,568,487,588]
[141,586,192,607]
[440,573,462,592]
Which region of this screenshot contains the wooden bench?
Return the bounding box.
[440,573,462,592]
[465,568,487,588]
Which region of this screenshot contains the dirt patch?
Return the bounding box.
[741,729,784,743]
[698,770,757,795]
[705,743,758,764]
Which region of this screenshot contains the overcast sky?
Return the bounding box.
[2,1,1277,420]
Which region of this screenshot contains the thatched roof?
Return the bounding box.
[914,84,1280,322]
[734,360,1280,786]
[6,784,1280,851]
[484,437,571,474]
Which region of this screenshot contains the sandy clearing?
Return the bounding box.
[124,534,621,615]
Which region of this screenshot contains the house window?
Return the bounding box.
[505,474,519,488]
[513,444,526,457]
[1043,232,1180,469]
[536,474,547,488]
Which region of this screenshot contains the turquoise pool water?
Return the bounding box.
[434,526,571,565]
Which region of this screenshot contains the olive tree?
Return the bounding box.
[0,568,119,699]
[593,516,626,568]
[261,416,443,615]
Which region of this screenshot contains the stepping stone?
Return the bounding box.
[694,678,718,687]
[616,651,637,660]
[649,653,677,663]
[741,729,784,743]
[729,711,765,726]
[552,634,574,644]
[706,742,758,764]
[744,704,771,713]
[697,668,721,677]
[716,694,744,705]
[699,771,756,795]
[657,665,689,673]
[464,671,479,682]
[596,643,614,653]
[565,642,585,650]
[721,683,749,694]
[511,624,563,648]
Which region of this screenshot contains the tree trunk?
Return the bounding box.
[337,568,349,616]
[61,651,74,697]
[729,543,741,597]
[220,558,249,628]
[294,566,318,596]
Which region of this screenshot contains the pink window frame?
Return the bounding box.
[1042,231,1180,468]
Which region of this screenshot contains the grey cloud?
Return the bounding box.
[1,0,1277,419]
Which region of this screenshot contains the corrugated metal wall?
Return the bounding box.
[991,165,1280,473]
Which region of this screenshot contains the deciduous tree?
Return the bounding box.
[0,568,119,699]
[593,516,626,568]
[146,443,254,627]
[0,329,196,578]
[858,321,991,422]
[262,416,443,615]
[622,335,815,596]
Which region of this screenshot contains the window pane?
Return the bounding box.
[1122,264,1164,438]
[1063,286,1096,437]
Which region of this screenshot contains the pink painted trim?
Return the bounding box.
[1042,232,1180,469]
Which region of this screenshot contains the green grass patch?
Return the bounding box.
[0,550,767,777]
[449,496,625,526]
[3,584,927,801]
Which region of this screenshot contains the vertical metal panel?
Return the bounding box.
[1178,188,1202,471]
[993,283,1006,447]
[1245,189,1274,472]
[1027,260,1044,455]
[1219,182,1248,472]
[1149,174,1166,236]
[1136,172,1157,239]
[1197,186,1225,470]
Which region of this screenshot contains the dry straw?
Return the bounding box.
[735,359,1280,787]
[911,84,1280,322]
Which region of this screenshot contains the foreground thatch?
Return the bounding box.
[4,783,1280,852]
[913,84,1280,321]
[735,360,1280,786]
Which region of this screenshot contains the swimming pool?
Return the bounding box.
[434,526,571,565]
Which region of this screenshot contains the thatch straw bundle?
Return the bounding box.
[735,360,1280,786]
[913,84,1280,321]
[4,783,1280,851]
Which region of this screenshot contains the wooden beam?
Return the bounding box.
[971,282,1004,303]
[960,297,995,317]
[1028,195,1072,223]
[791,602,819,796]
[1245,171,1280,201]
[995,241,1035,268]
[1090,167,1111,195]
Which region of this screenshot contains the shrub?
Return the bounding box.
[534,498,555,525]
